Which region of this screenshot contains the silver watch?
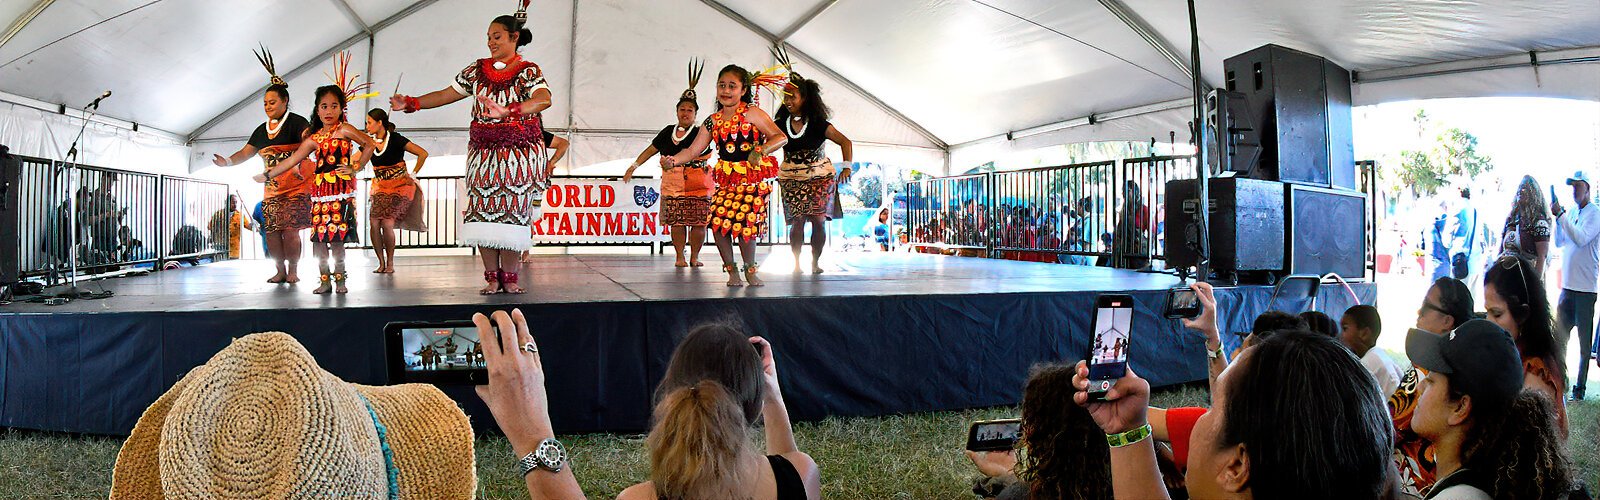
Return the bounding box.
[519,437,567,476]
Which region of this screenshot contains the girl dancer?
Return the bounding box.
[773,56,853,274]
[624,59,715,268]
[364,109,429,274]
[664,64,788,286]
[212,46,313,284]
[391,3,550,294]
[253,53,377,294]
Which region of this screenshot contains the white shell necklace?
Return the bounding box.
[785,115,808,139]
[671,125,692,144]
[265,114,287,137]
[371,129,391,157]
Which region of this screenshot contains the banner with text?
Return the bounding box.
[531,178,667,244]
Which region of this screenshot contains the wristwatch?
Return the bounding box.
[1206,342,1224,360]
[518,437,567,476]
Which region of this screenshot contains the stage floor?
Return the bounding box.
[3,252,1186,313]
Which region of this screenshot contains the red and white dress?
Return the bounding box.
[453,55,549,251]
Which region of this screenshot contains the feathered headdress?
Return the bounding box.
[771,46,803,92]
[514,0,530,24]
[326,51,378,102]
[681,58,705,104]
[254,44,287,88]
[747,55,791,106]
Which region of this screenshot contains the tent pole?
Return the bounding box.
[0,0,54,51]
[1188,0,1211,281]
[565,0,579,174]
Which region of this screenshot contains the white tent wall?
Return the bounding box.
[0,93,189,175]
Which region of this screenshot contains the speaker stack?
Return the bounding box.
[1167,44,1368,282]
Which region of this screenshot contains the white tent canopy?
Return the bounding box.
[2,0,1599,176]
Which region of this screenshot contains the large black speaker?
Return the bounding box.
[0,145,17,285]
[1286,185,1366,278]
[1224,44,1355,190]
[1165,177,1285,274]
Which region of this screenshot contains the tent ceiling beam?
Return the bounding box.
[192,126,946,152]
[697,0,949,150]
[776,0,837,42]
[0,0,55,51]
[1354,45,1600,84]
[186,0,440,142]
[951,98,1191,149]
[1095,0,1205,88]
[329,0,371,35]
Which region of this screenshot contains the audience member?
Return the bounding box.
[1501,175,1552,276]
[1482,255,1569,436]
[1405,320,1572,500]
[619,325,821,500]
[1341,304,1402,398]
[1391,276,1476,497]
[472,309,587,500]
[109,332,477,498]
[1075,330,1392,500]
[1552,169,1600,401]
[1447,187,1482,284]
[966,363,1111,500]
[1300,310,1339,337]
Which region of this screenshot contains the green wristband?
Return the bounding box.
[1106,424,1152,448]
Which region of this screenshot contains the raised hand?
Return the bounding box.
[1182,281,1220,343]
[1072,360,1151,434]
[473,309,554,455]
[211,154,229,167]
[476,95,513,119]
[389,94,409,112]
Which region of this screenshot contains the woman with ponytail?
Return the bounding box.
[363,108,428,274]
[619,325,820,500]
[390,2,551,294]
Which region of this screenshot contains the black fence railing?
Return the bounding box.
[906,156,1198,267]
[354,176,464,249]
[8,155,230,283]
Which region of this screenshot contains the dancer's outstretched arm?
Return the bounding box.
[622,145,659,183]
[390,86,469,112]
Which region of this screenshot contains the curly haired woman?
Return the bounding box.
[966,362,1112,500]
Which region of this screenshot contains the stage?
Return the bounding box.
[0,253,1375,435]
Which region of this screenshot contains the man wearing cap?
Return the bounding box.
[1552,170,1600,400]
[1406,320,1533,500]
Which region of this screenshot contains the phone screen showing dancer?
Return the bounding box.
[1087,294,1133,401]
[965,418,1022,452]
[384,320,493,384]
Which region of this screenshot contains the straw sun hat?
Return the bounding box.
[110,332,476,499]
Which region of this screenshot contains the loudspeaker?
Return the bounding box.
[1206,89,1263,177]
[1224,44,1355,189]
[1165,177,1285,273]
[0,145,17,285]
[1286,185,1366,278]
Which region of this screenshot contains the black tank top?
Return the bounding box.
[657,455,806,500]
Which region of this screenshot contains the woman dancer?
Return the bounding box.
[624,59,715,268]
[364,109,428,274]
[664,64,788,286]
[253,53,377,294]
[392,3,550,294]
[212,47,313,284]
[773,61,852,274]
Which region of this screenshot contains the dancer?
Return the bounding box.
[253,53,377,294]
[772,53,853,274]
[391,3,550,294]
[364,109,428,274]
[212,46,312,284]
[664,64,788,286]
[624,59,715,268]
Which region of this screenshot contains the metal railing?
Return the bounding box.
[906,155,1198,267]
[354,176,463,248]
[8,155,230,283]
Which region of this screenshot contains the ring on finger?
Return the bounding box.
[520,342,538,354]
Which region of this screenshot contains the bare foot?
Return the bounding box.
[724,265,744,287]
[675,259,689,268]
[745,268,764,287]
[373,267,385,274]
[285,272,300,284]
[267,273,286,284]
[504,283,525,294]
[812,260,825,274]
[691,260,704,267]
[313,278,332,294]
[335,281,348,294]
[479,282,502,295]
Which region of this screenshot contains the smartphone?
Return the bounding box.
[1165,287,1201,319]
[1088,294,1134,401]
[384,320,497,384]
[965,418,1022,452]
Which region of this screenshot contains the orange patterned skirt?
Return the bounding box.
[369,162,418,221]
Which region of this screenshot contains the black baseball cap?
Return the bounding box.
[1405,320,1523,408]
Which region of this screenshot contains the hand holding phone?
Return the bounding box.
[1088,294,1134,401]
[386,320,493,384]
[1165,287,1201,319]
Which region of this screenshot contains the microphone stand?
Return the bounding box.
[54,98,104,301]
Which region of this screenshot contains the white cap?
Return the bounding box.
[1567,170,1592,186]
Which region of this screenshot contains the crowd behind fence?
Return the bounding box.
[8,155,231,283]
[905,156,1199,268]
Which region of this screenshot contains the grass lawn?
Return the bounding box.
[1,385,1593,498]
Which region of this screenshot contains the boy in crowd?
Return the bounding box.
[1342,305,1402,398]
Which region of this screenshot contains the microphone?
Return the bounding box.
[87,90,112,110]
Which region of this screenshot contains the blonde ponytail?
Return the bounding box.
[647,380,762,500]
